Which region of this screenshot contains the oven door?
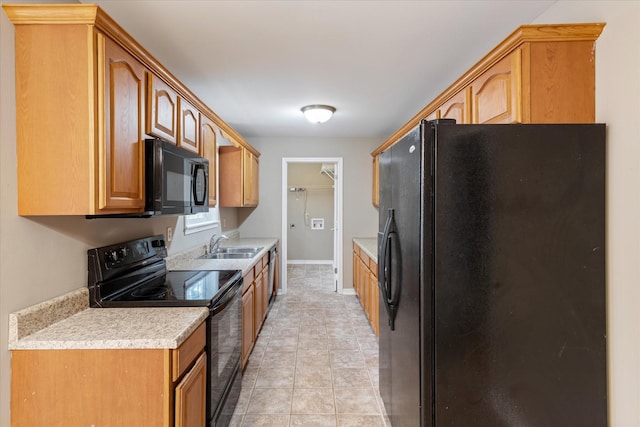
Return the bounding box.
[207,278,242,425]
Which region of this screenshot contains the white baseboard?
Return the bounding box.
[341,288,356,295]
[287,260,333,265]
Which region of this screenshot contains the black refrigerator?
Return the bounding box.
[377,120,607,427]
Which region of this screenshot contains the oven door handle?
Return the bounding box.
[211,281,241,315]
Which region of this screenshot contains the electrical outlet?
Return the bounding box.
[166,226,173,242]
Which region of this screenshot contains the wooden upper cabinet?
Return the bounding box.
[244,150,259,207]
[147,73,178,144]
[179,97,200,154]
[425,110,439,121]
[219,145,259,207]
[439,87,471,124]
[372,155,379,207]
[470,50,521,124]
[372,23,605,157]
[4,4,259,216]
[99,34,146,212]
[4,4,149,215]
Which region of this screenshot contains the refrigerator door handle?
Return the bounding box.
[379,209,393,293]
[387,228,401,330]
[379,208,400,330]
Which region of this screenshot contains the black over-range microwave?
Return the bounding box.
[145,138,209,216]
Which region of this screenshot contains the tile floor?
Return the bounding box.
[230,264,387,427]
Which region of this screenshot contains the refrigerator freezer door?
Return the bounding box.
[433,124,606,426]
[378,124,434,427]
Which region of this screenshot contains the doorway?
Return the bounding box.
[281,157,343,295]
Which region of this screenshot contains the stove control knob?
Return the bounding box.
[117,247,128,259]
[106,250,119,263]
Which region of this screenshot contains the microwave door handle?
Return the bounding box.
[192,164,207,205]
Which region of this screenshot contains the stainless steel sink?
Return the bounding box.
[215,247,263,254]
[198,252,257,260]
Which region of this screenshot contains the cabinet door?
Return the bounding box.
[252,154,260,206]
[424,110,439,121]
[369,269,378,335]
[372,155,379,207]
[439,87,471,124]
[175,352,207,427]
[470,50,522,124]
[201,115,217,207]
[362,258,370,320]
[147,73,178,144]
[353,250,358,296]
[219,146,243,207]
[99,35,146,211]
[272,250,279,298]
[243,149,259,207]
[242,284,255,369]
[179,98,200,153]
[253,272,264,338]
[262,266,269,317]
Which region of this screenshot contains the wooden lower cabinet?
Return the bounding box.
[353,243,379,336]
[175,352,207,427]
[254,270,265,339]
[242,281,255,368]
[241,252,272,370]
[11,322,206,427]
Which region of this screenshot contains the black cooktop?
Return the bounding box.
[101,269,241,307]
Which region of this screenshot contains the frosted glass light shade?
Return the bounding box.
[301,104,336,123]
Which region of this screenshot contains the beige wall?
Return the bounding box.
[532,3,640,425]
[237,136,380,291]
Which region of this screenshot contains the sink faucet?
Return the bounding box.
[208,233,229,254]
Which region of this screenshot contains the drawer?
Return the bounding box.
[369,259,378,276]
[360,251,370,267]
[172,322,206,381]
[253,258,263,274]
[261,253,269,270]
[243,270,255,294]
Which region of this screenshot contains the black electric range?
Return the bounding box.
[88,235,241,307]
[87,235,243,427]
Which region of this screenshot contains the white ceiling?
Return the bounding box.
[86,0,556,140]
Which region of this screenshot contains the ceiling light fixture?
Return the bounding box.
[301,104,336,124]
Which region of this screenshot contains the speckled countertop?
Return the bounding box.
[9,238,278,351]
[353,237,377,263]
[10,306,208,350]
